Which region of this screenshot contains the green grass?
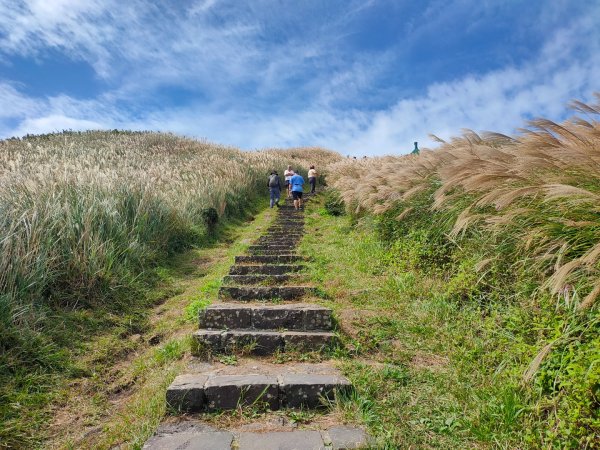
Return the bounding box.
[0,195,278,449]
[300,195,535,448]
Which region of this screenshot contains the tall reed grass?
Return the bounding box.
[328,94,600,447]
[0,130,339,446]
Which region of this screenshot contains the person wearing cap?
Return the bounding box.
[267,171,281,208]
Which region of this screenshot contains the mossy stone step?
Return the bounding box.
[222,274,301,285]
[229,264,304,275]
[262,233,303,239]
[166,371,350,412]
[192,329,338,356]
[256,236,300,242]
[218,285,314,301]
[235,255,304,264]
[253,242,298,248]
[248,245,297,251]
[248,249,298,256]
[199,302,332,330]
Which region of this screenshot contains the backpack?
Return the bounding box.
[268,174,280,188]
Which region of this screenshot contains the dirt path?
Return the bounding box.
[45,208,278,449]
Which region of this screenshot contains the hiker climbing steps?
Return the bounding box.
[144,193,370,449]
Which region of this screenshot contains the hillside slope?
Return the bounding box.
[0,130,340,447]
[326,95,600,448]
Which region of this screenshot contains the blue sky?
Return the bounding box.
[0,0,598,155]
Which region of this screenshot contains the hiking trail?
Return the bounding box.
[143,193,370,450]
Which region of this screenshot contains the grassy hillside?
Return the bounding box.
[326,95,600,448]
[0,130,340,447]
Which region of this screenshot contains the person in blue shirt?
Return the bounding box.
[289,170,305,210]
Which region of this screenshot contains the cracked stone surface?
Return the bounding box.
[199,304,252,329]
[283,331,338,351]
[222,330,284,355]
[234,255,304,264]
[236,431,325,450]
[143,429,233,450]
[199,303,330,331]
[205,374,280,410]
[229,264,305,275]
[218,286,314,301]
[279,374,352,408]
[166,374,208,413]
[327,426,372,450]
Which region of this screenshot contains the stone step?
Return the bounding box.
[261,233,303,239]
[199,303,332,330]
[166,371,350,412]
[265,228,304,233]
[229,264,304,275]
[253,242,298,248]
[193,329,338,355]
[268,222,304,226]
[218,286,314,301]
[235,255,304,264]
[267,224,304,228]
[248,249,298,256]
[144,424,370,450]
[255,237,300,242]
[248,245,297,251]
[222,274,302,285]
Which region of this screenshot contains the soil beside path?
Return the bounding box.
[44,207,278,449]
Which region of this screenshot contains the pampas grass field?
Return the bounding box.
[0,130,339,446]
[327,94,600,447]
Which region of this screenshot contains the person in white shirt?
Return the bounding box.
[307,165,317,193]
[284,165,294,198]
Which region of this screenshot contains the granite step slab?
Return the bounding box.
[248,249,298,256]
[235,255,305,265]
[199,303,332,330]
[255,238,300,244]
[229,264,304,275]
[144,426,370,450]
[222,274,302,285]
[251,241,298,246]
[192,329,338,356]
[166,372,350,412]
[261,234,303,239]
[218,285,314,301]
[249,245,298,250]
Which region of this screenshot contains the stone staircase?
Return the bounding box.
[144,193,370,449]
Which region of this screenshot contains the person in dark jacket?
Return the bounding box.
[268,171,281,208]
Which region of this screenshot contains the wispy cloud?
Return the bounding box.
[0,0,598,155]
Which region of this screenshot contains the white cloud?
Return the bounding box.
[0,82,42,118]
[10,115,105,136]
[0,1,598,155]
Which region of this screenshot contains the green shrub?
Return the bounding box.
[324,189,346,216]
